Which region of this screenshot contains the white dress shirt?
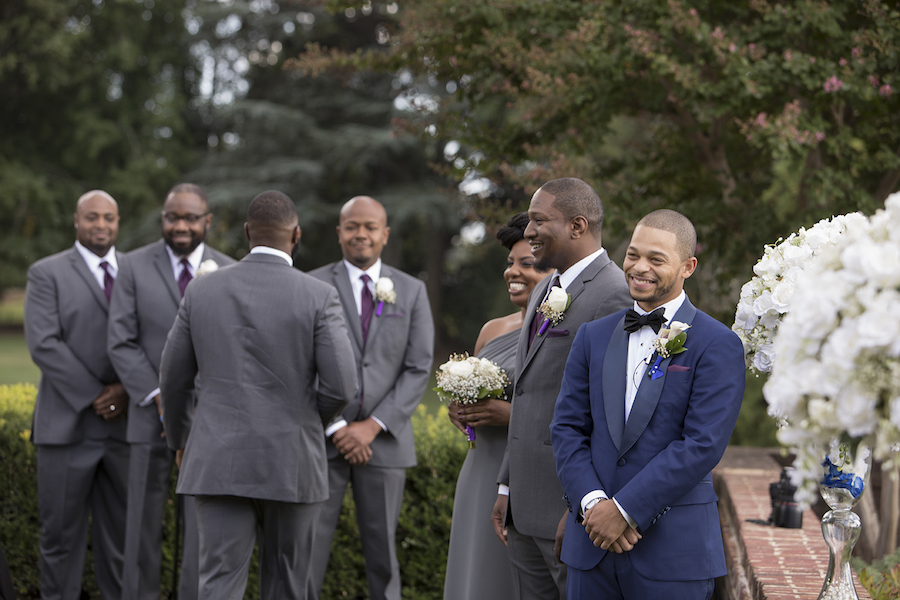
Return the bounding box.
[75,241,117,288]
[250,245,293,266]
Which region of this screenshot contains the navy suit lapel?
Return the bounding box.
[69,250,108,312]
[333,262,364,349]
[153,242,181,305]
[603,316,628,451]
[619,298,699,458]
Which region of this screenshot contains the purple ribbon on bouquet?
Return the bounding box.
[465,424,476,449]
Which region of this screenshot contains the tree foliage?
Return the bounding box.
[0,0,196,288]
[294,0,900,312]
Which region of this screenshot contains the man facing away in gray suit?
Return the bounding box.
[24,190,130,600]
[309,196,435,600]
[107,183,235,600]
[159,190,358,599]
[490,178,633,600]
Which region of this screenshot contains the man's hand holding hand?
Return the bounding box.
[93,383,128,421]
[333,419,382,462]
[583,499,633,553]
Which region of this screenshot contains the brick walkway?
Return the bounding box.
[715,446,872,600]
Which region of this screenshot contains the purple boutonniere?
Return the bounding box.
[374,277,396,316]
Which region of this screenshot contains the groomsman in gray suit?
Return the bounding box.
[24,190,130,600]
[160,190,358,599]
[491,178,632,600]
[107,183,234,600]
[309,196,435,600]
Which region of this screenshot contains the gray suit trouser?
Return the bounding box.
[122,440,199,600]
[311,461,406,600]
[36,438,129,600]
[506,515,567,600]
[194,495,322,600]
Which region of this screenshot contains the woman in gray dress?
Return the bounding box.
[443,213,548,600]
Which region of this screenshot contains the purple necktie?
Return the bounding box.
[178,258,193,298]
[529,275,560,348]
[99,261,114,304]
[360,274,375,345]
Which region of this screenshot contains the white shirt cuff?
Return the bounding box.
[613,498,638,529]
[580,490,609,516]
[140,388,161,407]
[497,484,510,496]
[325,419,348,437]
[371,415,387,432]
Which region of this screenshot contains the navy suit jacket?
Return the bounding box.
[550,297,745,581]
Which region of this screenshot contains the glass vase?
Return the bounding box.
[816,439,872,600]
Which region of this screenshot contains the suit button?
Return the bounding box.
[617,458,626,467]
[516,388,524,396]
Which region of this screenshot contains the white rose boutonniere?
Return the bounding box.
[647,322,691,380]
[196,259,219,277]
[536,286,571,336]
[374,277,396,316]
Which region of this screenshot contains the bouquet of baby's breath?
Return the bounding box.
[434,353,509,448]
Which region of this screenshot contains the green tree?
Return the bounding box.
[0,0,196,288]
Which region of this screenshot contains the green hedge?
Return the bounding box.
[0,385,467,599]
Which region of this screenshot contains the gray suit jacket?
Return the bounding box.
[25,246,127,445]
[160,253,358,503]
[500,251,632,539]
[108,240,235,444]
[309,262,434,468]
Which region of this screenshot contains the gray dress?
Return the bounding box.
[443,328,519,600]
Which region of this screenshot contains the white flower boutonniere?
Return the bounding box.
[196,259,219,277]
[647,322,690,380]
[536,286,570,336]
[652,321,691,358]
[374,277,396,316]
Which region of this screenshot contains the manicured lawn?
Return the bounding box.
[0,333,40,386]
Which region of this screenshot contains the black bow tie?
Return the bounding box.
[623,308,666,334]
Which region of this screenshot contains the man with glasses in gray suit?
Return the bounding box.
[108,183,234,600]
[25,190,129,599]
[160,190,357,599]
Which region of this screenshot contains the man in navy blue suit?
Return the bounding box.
[550,209,745,599]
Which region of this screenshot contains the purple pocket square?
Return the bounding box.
[667,365,691,372]
[546,328,569,338]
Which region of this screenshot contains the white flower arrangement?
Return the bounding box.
[652,321,691,358]
[732,212,866,375]
[764,194,900,506]
[196,259,219,277]
[434,353,510,448]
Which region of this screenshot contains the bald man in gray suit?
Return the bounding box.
[160,190,357,599]
[309,196,434,600]
[108,183,234,600]
[25,191,130,600]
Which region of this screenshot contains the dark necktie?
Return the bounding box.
[360,274,375,345]
[528,275,560,348]
[99,261,114,304]
[623,307,666,334]
[178,258,193,298]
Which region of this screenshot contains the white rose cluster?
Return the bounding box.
[434,353,510,405]
[732,212,866,375]
[764,194,900,506]
[538,286,570,327]
[374,277,397,304]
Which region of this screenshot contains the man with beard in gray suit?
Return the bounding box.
[490,178,632,600]
[160,190,357,599]
[108,183,234,600]
[309,196,434,600]
[25,190,130,599]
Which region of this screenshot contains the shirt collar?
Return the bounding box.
[633,290,687,323]
[166,242,206,275]
[250,246,293,266]
[343,258,382,283]
[556,247,605,291]
[75,240,117,271]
